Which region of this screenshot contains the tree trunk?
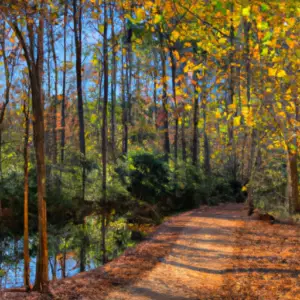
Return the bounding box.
[153,76,158,130]
[73,0,87,271]
[31,5,49,291]
[101,0,108,264]
[287,143,299,214]
[170,49,178,166]
[50,23,58,165]
[23,91,30,291]
[202,60,211,174]
[159,31,170,160]
[110,6,116,160]
[181,111,187,163]
[121,41,128,155]
[73,0,86,199]
[31,66,48,293]
[192,74,199,166]
[60,0,68,167]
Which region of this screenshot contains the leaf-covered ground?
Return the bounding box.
[1,203,300,299]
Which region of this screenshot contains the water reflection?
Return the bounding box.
[0,217,134,289]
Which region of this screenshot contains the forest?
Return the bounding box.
[0,0,299,297]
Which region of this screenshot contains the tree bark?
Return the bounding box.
[110,6,117,160]
[50,22,58,165]
[101,0,108,264]
[181,112,187,163]
[159,31,170,160]
[170,48,178,166]
[192,73,199,166]
[60,0,68,167]
[23,88,30,291]
[73,0,87,272]
[73,0,86,199]
[121,39,128,155]
[287,147,299,213]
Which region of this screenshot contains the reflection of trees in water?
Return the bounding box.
[0,217,133,289]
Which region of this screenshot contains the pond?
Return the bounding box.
[0,216,135,289]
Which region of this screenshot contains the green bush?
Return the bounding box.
[171,164,246,210]
[127,150,170,205]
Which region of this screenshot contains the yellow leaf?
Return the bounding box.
[215,111,221,119]
[171,31,180,41]
[196,86,202,93]
[135,8,145,21]
[268,68,277,77]
[233,116,241,126]
[242,6,251,17]
[227,112,233,120]
[219,38,227,44]
[228,103,236,111]
[185,104,192,111]
[173,50,180,60]
[277,70,286,78]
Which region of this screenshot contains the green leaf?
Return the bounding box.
[153,14,162,24]
[261,3,269,12]
[91,114,97,124]
[262,31,272,42]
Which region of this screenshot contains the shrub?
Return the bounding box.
[127,151,170,205]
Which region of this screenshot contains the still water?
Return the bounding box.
[0,217,134,289]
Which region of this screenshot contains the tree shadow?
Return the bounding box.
[163,260,300,276]
[130,287,197,300]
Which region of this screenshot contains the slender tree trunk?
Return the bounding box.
[46,31,52,161]
[23,91,30,291]
[110,6,117,160]
[192,73,199,166]
[159,32,170,160]
[227,2,235,144]
[170,49,178,166]
[73,0,86,199]
[62,243,67,278]
[73,0,87,272]
[126,37,132,126]
[181,116,187,163]
[121,42,128,155]
[287,147,299,213]
[202,99,210,174]
[50,23,58,165]
[153,76,158,130]
[60,0,68,168]
[242,17,255,214]
[101,0,108,264]
[287,69,299,213]
[225,2,237,178]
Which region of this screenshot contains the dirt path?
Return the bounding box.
[1,203,300,300]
